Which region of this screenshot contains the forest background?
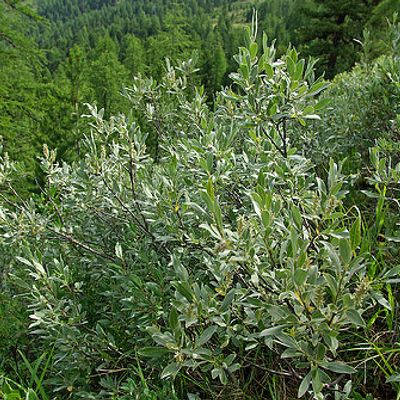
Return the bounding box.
[1,0,397,189]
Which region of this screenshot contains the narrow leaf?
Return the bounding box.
[260,325,286,337]
[138,347,169,358]
[161,362,181,379]
[298,371,311,398]
[196,326,217,347]
[321,361,356,374]
[346,309,365,327]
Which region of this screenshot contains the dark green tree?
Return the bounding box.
[0,0,47,190]
[146,12,200,78]
[203,31,227,92]
[300,0,381,77]
[370,0,400,26]
[122,34,145,76]
[88,35,129,117]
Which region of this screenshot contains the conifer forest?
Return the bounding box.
[1,0,400,399]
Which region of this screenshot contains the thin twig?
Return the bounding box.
[47,227,117,262]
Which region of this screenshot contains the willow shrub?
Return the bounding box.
[0,22,399,399]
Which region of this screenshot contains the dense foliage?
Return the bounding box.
[1,1,400,399]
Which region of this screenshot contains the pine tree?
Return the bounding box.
[300,0,381,77]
